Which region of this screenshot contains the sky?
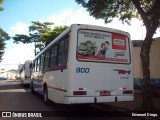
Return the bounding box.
[0,0,160,70]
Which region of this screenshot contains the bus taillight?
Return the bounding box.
[123,90,133,94]
[73,91,87,95]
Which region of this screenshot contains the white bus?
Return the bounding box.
[20,60,32,86]
[30,24,134,104]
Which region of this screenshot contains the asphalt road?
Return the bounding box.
[0,80,139,120]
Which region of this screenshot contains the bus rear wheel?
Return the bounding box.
[43,85,49,105]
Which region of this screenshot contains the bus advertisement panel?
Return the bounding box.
[77,30,130,64]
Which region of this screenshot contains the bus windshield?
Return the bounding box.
[77,29,131,64]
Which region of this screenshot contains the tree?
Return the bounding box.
[13,21,54,55]
[0,0,10,62]
[76,0,160,111]
[0,0,4,12]
[40,25,68,46]
[0,28,11,62]
[13,21,68,55]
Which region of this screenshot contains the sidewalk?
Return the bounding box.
[6,79,21,82]
[105,92,160,111]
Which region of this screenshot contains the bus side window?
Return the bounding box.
[32,60,35,72]
[64,38,69,64]
[24,64,25,70]
[58,40,64,66]
[58,36,69,66]
[44,49,51,69]
[38,56,41,71]
[37,57,39,72]
[50,45,57,68]
[35,59,38,72]
[40,53,45,70]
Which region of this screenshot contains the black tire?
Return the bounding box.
[30,81,35,94]
[43,85,49,105]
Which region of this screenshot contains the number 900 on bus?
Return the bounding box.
[76,67,90,73]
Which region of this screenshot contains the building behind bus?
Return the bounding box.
[132,37,160,90]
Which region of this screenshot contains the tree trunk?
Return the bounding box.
[34,42,37,56]
[140,31,154,111]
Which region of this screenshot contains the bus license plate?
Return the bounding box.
[100,91,111,96]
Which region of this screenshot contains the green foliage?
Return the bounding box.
[0,41,5,61]
[0,27,10,62]
[76,0,136,24]
[0,28,10,41]
[13,21,54,55]
[40,25,68,46]
[75,0,160,26]
[12,21,68,55]
[0,0,4,11]
[29,21,53,33]
[0,0,10,62]
[0,0,4,4]
[13,34,30,44]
